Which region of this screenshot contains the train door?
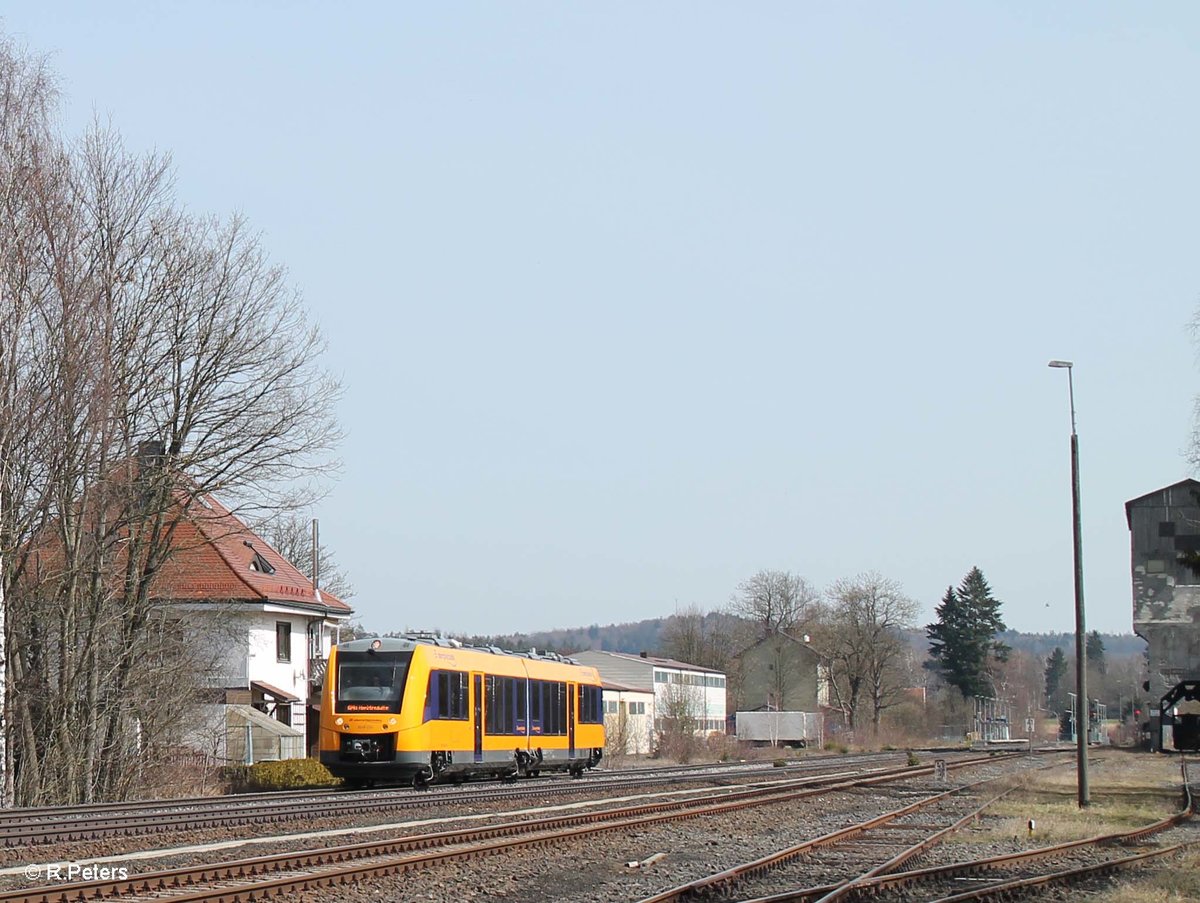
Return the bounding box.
[473,673,483,762]
[568,682,576,758]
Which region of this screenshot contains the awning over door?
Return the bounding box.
[250,680,300,703]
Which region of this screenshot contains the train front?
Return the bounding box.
[320,636,419,783]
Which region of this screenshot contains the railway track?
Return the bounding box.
[639,754,1198,902]
[3,753,1015,902]
[0,751,940,847]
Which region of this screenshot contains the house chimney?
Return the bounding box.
[137,440,166,467]
[311,518,320,590]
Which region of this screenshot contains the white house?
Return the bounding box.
[153,492,353,762]
[601,680,655,756]
[572,651,727,739]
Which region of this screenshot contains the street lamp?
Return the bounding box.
[1048,359,1089,807]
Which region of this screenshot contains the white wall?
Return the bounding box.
[181,613,249,688]
[603,689,655,755]
[248,616,302,688]
[651,668,728,734]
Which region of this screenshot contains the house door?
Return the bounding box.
[473,674,483,763]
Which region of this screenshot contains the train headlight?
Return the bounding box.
[389,718,397,726]
[335,717,344,726]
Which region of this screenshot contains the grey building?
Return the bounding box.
[733,632,822,712]
[1126,478,1200,690]
[1126,479,1200,751]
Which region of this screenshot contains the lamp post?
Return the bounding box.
[1048,359,1089,807]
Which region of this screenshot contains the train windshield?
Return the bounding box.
[335,651,412,714]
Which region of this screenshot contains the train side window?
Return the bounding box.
[544,681,566,735]
[526,679,566,735]
[450,671,467,718]
[529,680,543,732]
[578,685,603,724]
[483,676,527,735]
[515,678,527,734]
[427,670,468,720]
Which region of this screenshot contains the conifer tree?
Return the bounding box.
[1044,646,1068,708]
[1086,630,1106,676]
[925,567,1010,698]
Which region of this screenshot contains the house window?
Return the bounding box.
[276,622,292,662]
[245,541,276,574]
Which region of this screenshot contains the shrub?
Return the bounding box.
[906,750,920,767]
[706,731,741,764]
[225,758,338,793]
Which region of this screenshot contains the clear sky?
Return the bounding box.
[4,4,1197,637]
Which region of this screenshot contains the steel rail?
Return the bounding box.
[5,755,1013,903]
[0,752,971,847]
[0,751,924,825]
[736,769,1197,902]
[927,841,1195,903]
[0,752,930,833]
[637,767,1022,903]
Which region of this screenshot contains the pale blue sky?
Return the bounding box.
[5,4,1197,637]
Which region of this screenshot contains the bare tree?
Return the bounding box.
[658,605,746,670]
[811,572,918,736]
[603,707,633,767]
[656,680,704,763]
[0,35,60,807]
[250,512,355,601]
[729,570,818,639]
[0,39,343,804]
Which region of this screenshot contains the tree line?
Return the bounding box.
[611,565,1014,740]
[650,566,1146,744]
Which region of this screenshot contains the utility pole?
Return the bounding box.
[1049,359,1089,807]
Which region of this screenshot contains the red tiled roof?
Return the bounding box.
[153,492,351,614]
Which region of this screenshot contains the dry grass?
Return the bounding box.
[1090,848,1200,903]
[950,749,1199,901]
[956,749,1188,845]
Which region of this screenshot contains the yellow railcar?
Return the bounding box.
[319,635,604,786]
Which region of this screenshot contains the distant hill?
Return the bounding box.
[458,618,667,657]
[996,630,1145,658]
[458,617,1146,661]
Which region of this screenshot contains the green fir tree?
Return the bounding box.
[925,567,1010,698]
[1044,646,1068,709]
[1086,630,1106,677]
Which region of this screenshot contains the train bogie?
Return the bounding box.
[320,635,604,785]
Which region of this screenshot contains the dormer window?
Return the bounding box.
[244,541,276,575]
